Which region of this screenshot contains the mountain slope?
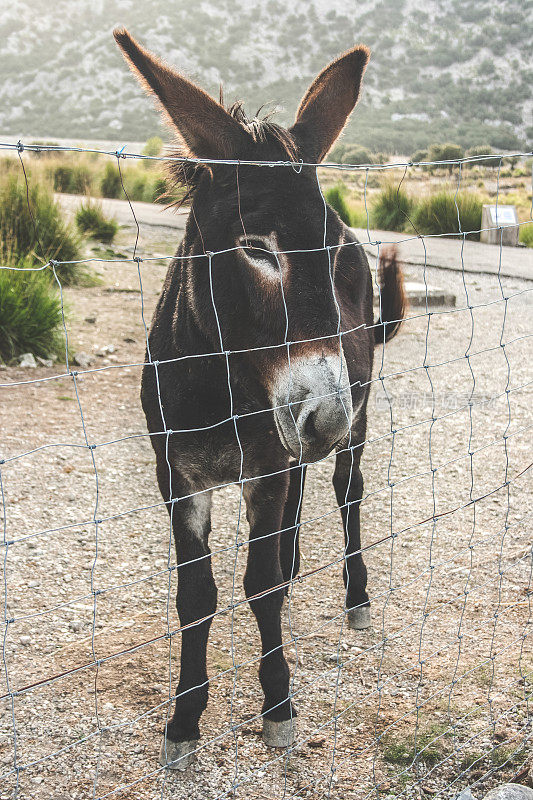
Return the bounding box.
[0,0,531,153]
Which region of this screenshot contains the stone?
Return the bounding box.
[483,785,533,800]
[36,356,54,367]
[19,353,37,368]
[73,352,93,369]
[84,316,97,324]
[456,788,476,800]
[403,281,456,307]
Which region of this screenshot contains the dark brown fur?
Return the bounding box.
[114,27,405,753]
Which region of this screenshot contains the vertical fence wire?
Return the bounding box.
[0,141,531,800]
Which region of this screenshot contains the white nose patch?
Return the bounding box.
[272,351,352,415]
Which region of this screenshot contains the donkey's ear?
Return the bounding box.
[113,28,250,160]
[290,46,370,163]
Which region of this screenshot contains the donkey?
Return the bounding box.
[114,28,405,770]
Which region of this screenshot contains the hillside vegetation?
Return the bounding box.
[0,0,531,154]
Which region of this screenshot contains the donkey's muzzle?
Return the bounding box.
[272,353,352,463]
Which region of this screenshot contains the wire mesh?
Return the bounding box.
[0,141,532,800]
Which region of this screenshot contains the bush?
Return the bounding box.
[0,259,65,362]
[75,201,118,243]
[340,145,374,165]
[51,162,93,194]
[70,164,93,194]
[100,162,122,198]
[127,174,148,201]
[0,175,82,284]
[519,222,533,247]
[142,136,163,159]
[465,145,502,169]
[411,149,428,164]
[413,191,483,239]
[325,184,352,225]
[427,142,464,172]
[53,165,75,193]
[371,184,414,232]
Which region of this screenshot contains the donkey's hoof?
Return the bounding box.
[347,606,372,630]
[262,717,297,748]
[159,737,198,771]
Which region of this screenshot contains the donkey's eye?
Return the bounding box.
[244,238,270,252]
[237,236,280,275]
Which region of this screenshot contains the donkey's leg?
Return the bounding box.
[279,464,307,592]
[156,457,217,770]
[243,473,297,748]
[333,449,371,630]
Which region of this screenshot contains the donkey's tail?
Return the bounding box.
[374,245,406,344]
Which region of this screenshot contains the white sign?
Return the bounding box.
[489,206,517,226]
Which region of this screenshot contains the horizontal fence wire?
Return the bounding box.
[0,141,532,800]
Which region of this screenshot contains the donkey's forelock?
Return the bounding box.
[166,103,299,208]
[226,102,299,160]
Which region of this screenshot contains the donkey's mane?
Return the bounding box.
[165,101,298,208]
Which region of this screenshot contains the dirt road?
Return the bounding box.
[56,193,532,281]
[1,209,532,800]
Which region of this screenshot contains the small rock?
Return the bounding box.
[69,621,82,633]
[456,789,476,800]
[19,635,31,646]
[73,352,93,369]
[85,316,97,324]
[99,344,116,355]
[483,785,533,800]
[308,737,326,748]
[19,353,37,368]
[36,356,53,367]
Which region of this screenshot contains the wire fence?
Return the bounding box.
[0,141,532,800]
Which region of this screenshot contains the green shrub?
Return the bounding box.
[371,184,414,232]
[341,145,373,165]
[127,174,148,201]
[427,142,464,172]
[414,191,483,239]
[519,222,533,247]
[0,259,65,361]
[100,162,122,198]
[411,149,428,164]
[0,175,82,283]
[465,145,502,169]
[428,142,464,162]
[325,184,352,225]
[70,164,93,194]
[51,162,93,194]
[142,136,163,159]
[75,201,118,243]
[53,164,76,193]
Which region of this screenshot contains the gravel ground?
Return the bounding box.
[0,218,532,800]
